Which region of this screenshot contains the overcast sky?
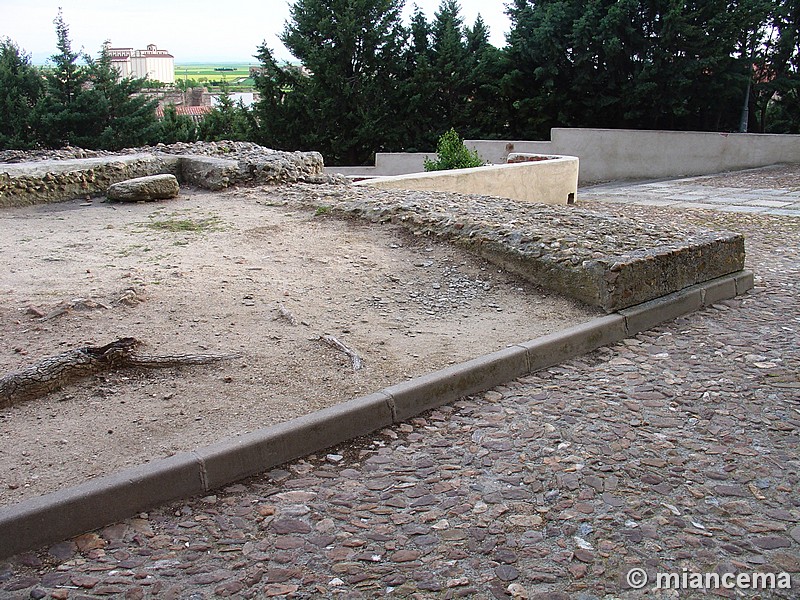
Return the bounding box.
[1,0,511,65]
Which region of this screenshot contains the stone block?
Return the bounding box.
[0,452,202,560]
[107,174,179,202]
[178,156,240,191]
[620,287,703,335]
[700,274,737,306]
[734,270,755,295]
[522,315,627,372]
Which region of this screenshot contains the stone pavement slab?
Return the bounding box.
[580,164,800,217]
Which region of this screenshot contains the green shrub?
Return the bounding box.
[423,128,486,171]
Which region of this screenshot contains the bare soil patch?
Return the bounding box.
[0,186,598,504]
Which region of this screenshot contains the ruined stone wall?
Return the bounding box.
[0,142,333,208]
[280,184,746,312]
[0,155,179,208]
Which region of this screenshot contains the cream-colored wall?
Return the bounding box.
[110,58,131,79]
[145,56,175,84]
[548,128,800,181]
[326,129,800,183]
[355,156,579,205]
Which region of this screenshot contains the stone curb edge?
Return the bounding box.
[0,270,753,559]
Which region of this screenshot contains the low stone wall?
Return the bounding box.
[280,184,745,312]
[0,143,330,208]
[355,155,579,206]
[0,155,180,208]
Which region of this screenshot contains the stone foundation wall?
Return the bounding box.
[0,155,179,208]
[280,184,745,312]
[0,142,330,208]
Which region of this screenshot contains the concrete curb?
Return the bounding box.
[0,270,752,559]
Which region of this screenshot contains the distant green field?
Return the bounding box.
[174,64,257,89]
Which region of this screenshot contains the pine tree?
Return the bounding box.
[199,83,251,141]
[398,7,439,150]
[158,104,199,143]
[429,0,470,132]
[251,44,314,149]
[34,9,96,147]
[738,0,799,132]
[462,15,507,139]
[253,0,406,165]
[84,43,160,149]
[502,0,777,135]
[0,39,44,149]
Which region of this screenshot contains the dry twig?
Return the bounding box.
[319,334,364,371]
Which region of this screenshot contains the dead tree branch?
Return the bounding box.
[0,338,239,407]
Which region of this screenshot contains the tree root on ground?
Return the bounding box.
[0,337,239,407]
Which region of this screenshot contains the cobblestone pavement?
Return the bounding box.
[1,181,799,599]
[581,164,800,217]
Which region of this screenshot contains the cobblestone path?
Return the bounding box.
[1,185,798,599]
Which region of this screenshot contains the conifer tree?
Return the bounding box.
[429,0,470,132]
[199,83,251,141]
[84,43,160,149]
[253,0,406,165]
[158,104,199,144]
[0,40,43,149]
[398,6,439,150]
[34,9,96,147]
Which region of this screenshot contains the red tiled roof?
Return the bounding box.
[155,105,213,118]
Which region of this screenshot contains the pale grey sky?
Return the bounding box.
[1,0,511,65]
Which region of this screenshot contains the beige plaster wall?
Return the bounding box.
[326,129,800,183]
[355,156,579,205]
[547,128,800,182]
[469,129,800,182]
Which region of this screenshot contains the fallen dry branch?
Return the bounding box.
[0,337,239,407]
[319,334,364,371]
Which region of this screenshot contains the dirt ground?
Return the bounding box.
[0,186,598,505]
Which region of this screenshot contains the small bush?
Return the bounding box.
[423,128,486,172]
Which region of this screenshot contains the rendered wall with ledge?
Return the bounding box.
[470,129,800,183]
[328,128,800,184]
[355,155,579,205]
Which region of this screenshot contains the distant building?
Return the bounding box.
[107,43,175,84]
[154,105,212,123]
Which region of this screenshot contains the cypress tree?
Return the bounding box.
[34,9,96,147]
